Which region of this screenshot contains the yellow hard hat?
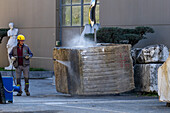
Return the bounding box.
[17,34,25,41]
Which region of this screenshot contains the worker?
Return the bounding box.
[9,34,33,96]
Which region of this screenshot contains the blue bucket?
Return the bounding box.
[2,77,13,103]
[13,85,20,92]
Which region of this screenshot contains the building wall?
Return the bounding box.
[2,0,170,70]
[0,0,56,70]
[62,27,83,47]
[100,0,170,48]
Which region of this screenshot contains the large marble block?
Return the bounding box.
[136,44,169,63]
[131,48,142,65]
[53,45,135,95]
[158,56,170,102]
[134,64,162,92]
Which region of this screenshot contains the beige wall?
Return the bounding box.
[100,0,170,48]
[0,0,56,70]
[62,27,83,47]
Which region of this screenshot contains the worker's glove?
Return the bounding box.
[25,54,30,60]
[11,56,17,61]
[6,44,9,48]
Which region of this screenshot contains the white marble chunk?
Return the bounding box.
[134,64,162,92]
[137,44,169,63]
[158,56,170,102]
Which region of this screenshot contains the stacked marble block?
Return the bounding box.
[158,55,170,103]
[132,44,169,92]
[53,45,135,95]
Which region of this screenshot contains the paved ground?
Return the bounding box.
[0,78,170,113]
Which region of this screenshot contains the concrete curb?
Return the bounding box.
[0,71,54,79]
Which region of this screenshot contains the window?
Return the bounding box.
[61,0,100,26]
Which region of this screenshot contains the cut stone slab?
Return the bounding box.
[134,64,162,92]
[158,56,170,102]
[136,44,169,63]
[53,44,135,95]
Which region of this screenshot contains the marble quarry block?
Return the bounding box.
[158,56,170,102]
[53,45,135,95]
[131,48,142,65]
[136,44,169,64]
[134,64,162,92]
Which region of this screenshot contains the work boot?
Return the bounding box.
[24,82,30,96]
[26,91,30,96]
[16,91,23,96]
[166,103,170,107]
[25,90,30,96]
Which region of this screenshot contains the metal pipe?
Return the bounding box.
[59,0,63,46]
[94,28,97,43]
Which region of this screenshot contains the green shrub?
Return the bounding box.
[0,29,8,43]
[0,67,13,71]
[85,26,154,47]
[138,91,158,97]
[29,68,47,71]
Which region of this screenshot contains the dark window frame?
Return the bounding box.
[61,0,100,27]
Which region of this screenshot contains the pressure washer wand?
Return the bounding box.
[16,56,54,60]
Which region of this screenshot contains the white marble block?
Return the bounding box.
[134,64,162,92]
[158,56,170,102]
[137,44,169,63]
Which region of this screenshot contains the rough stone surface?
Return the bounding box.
[53,45,135,95]
[131,48,142,65]
[158,56,170,102]
[134,64,162,92]
[136,44,169,63]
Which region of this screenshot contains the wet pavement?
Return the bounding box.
[0,78,170,113]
